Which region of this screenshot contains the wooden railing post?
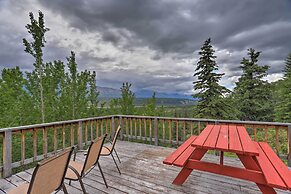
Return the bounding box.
[154,118,159,146]
[119,116,123,140]
[78,121,83,150]
[288,125,291,166]
[111,116,115,139]
[3,130,12,178]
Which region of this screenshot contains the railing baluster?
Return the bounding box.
[134,118,137,141]
[254,125,257,141]
[149,119,152,144]
[130,118,133,141]
[101,119,104,136]
[33,128,37,161]
[264,125,268,142]
[3,130,12,178]
[176,120,179,145]
[85,121,88,145]
[154,118,158,146]
[96,120,99,138]
[169,120,172,145]
[119,116,123,140]
[21,130,25,165]
[53,126,57,153]
[126,118,129,141]
[198,121,201,134]
[111,116,115,138]
[43,127,48,158]
[144,119,147,143]
[70,124,74,146]
[139,118,142,141]
[190,122,193,136]
[183,121,186,141]
[78,121,83,150]
[275,126,279,154]
[105,118,108,135]
[62,125,65,149]
[90,121,93,141]
[162,119,165,144]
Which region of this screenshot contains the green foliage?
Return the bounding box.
[0,67,34,126]
[143,92,157,116]
[23,11,49,123]
[233,48,273,121]
[193,38,229,119]
[0,11,101,128]
[284,53,291,78]
[108,98,120,114]
[119,82,135,114]
[274,54,291,122]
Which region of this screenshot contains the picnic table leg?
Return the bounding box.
[172,148,207,185]
[220,151,224,165]
[237,154,276,194]
[257,184,276,194]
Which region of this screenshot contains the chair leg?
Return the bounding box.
[62,183,69,194]
[113,148,121,163]
[111,153,121,175]
[97,162,108,188]
[68,180,71,185]
[78,177,87,194]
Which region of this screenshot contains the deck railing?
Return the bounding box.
[0,115,290,177]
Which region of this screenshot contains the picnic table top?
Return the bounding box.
[192,124,259,156]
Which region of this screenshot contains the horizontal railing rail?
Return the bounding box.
[0,114,290,178]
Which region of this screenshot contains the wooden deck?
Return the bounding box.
[0,141,289,194]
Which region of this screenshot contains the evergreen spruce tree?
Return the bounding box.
[284,53,291,78]
[233,48,272,121]
[274,53,291,122]
[193,38,229,119]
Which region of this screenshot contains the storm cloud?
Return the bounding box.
[0,0,291,94]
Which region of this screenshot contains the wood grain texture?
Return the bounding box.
[229,125,243,154]
[1,141,290,194]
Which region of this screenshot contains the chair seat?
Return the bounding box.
[7,183,29,194]
[101,145,113,155]
[65,161,84,180]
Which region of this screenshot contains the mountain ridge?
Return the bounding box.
[97,86,193,99]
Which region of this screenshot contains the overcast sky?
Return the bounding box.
[0,0,291,95]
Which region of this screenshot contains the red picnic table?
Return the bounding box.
[163,124,291,194]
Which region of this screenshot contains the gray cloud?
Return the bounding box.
[38,0,291,53]
[0,0,291,95]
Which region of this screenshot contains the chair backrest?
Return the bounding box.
[111,125,121,149]
[82,134,107,175]
[28,147,73,194]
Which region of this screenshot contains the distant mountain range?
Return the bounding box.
[97,86,197,106]
[97,86,193,99]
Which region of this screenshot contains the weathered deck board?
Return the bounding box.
[1,141,290,194]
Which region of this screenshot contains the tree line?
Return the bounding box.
[193,38,291,122]
[0,11,164,128]
[1,11,290,128]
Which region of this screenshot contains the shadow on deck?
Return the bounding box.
[0,141,289,194]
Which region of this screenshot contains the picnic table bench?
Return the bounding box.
[163,124,291,194]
